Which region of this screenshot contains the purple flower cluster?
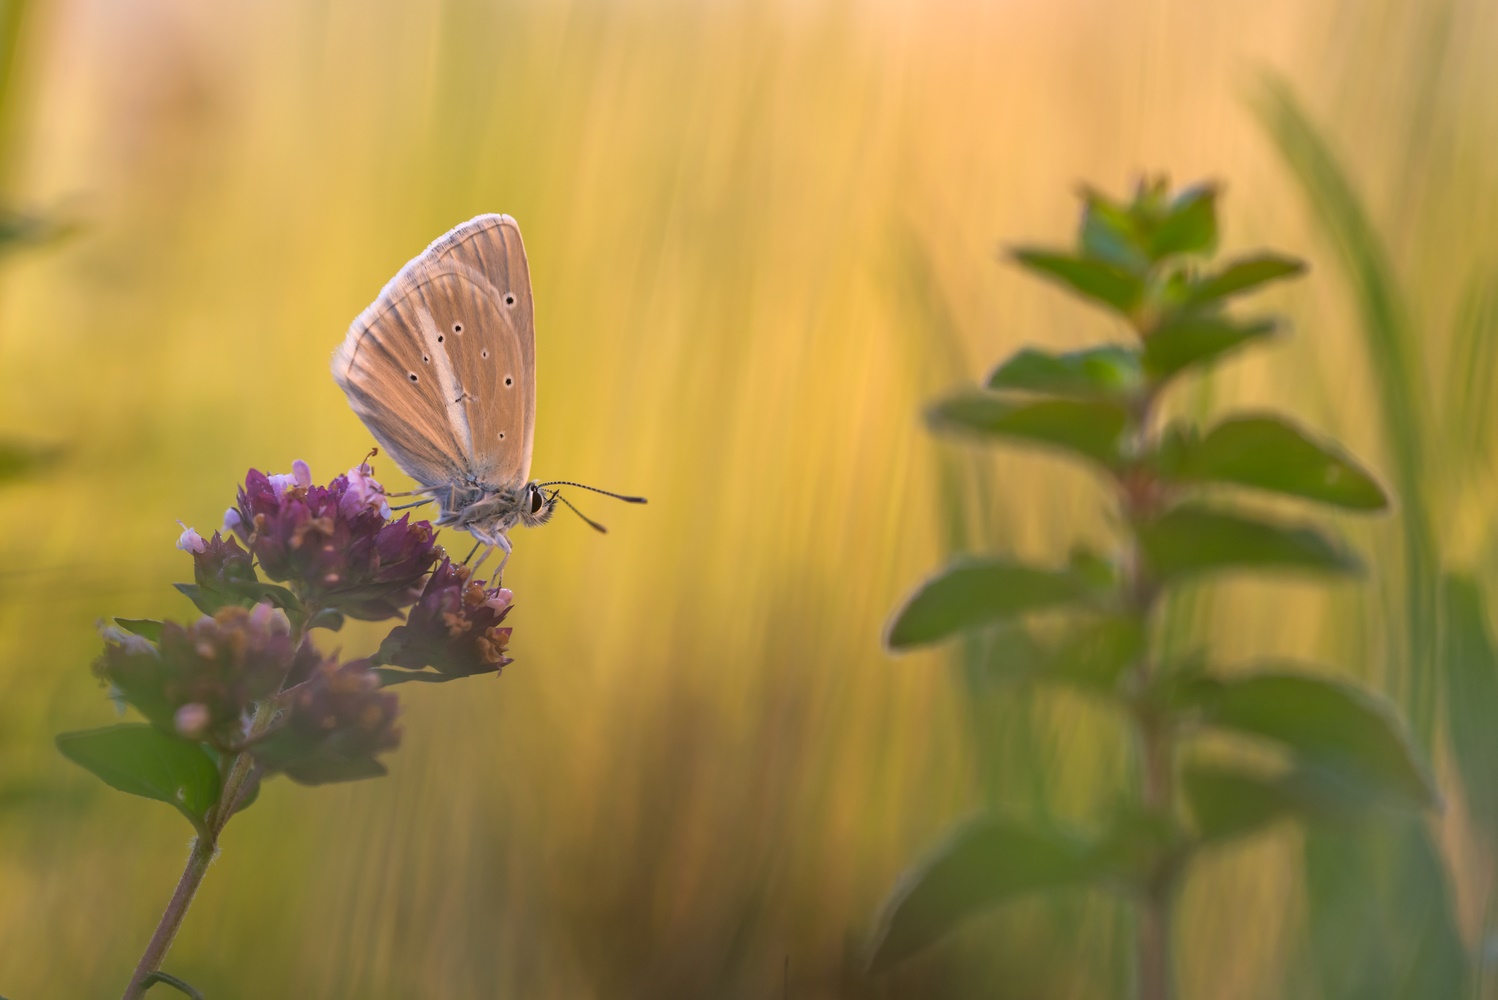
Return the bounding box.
[95,604,298,749]
[83,457,524,795]
[219,459,440,620]
[251,659,401,784]
[376,558,515,680]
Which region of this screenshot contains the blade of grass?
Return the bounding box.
[1252,75,1438,746]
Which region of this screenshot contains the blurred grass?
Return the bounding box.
[1,0,1498,997]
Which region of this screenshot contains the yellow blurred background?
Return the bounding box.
[2,0,1497,996]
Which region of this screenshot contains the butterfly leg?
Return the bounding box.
[491,532,513,582]
[470,542,497,577]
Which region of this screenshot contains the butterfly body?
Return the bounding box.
[435,479,555,552]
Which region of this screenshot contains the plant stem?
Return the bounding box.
[121,831,216,1000]
[120,696,280,999]
[1123,384,1174,1000]
[1134,704,1174,1000]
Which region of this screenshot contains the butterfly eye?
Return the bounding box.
[529,489,545,514]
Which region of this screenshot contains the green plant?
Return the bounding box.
[867,180,1436,999]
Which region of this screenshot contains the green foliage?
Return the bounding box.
[1439,575,1498,838]
[873,176,1429,993]
[56,725,221,834]
[1163,415,1389,510]
[1176,671,1436,809]
[928,393,1131,468]
[866,816,1103,973]
[1256,78,1463,998]
[886,559,1099,650]
[114,618,165,643]
[1137,504,1361,581]
[1139,313,1277,381]
[1185,253,1305,305]
[986,345,1142,399]
[1009,250,1142,315]
[141,971,205,1000]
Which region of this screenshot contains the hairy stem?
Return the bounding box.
[120,831,216,1000]
[120,672,285,998]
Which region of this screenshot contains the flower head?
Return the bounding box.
[187,530,257,594]
[95,603,298,747]
[252,658,401,784]
[375,558,514,679]
[227,460,439,619]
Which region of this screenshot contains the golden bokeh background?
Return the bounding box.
[2,0,1497,996]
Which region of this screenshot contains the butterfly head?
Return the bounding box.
[518,482,557,529]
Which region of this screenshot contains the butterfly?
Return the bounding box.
[331,214,643,574]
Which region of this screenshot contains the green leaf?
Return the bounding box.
[981,616,1144,693]
[1138,503,1361,581]
[305,607,346,632]
[1010,249,1143,316]
[1185,763,1297,843]
[1188,252,1306,305]
[56,725,221,831]
[114,618,164,642]
[1149,184,1218,259]
[866,815,1099,972]
[1178,671,1436,809]
[1438,575,1498,838]
[1301,820,1467,1000]
[142,971,205,1000]
[928,393,1130,468]
[1142,313,1277,380]
[175,581,301,618]
[281,755,387,785]
[1171,414,1389,511]
[371,667,455,686]
[886,559,1097,650]
[1184,761,1395,845]
[252,727,390,785]
[1079,191,1150,273]
[986,345,1142,399]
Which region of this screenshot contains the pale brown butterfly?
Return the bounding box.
[331,213,644,573]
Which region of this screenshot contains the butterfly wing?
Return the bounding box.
[332,214,537,491]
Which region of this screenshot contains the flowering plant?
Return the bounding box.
[58,457,514,999]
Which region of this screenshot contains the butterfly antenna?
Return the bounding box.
[551,490,609,533]
[535,481,647,504]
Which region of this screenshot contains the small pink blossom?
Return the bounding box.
[174,703,211,739]
[340,461,392,519]
[267,459,314,498]
[176,521,206,554]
